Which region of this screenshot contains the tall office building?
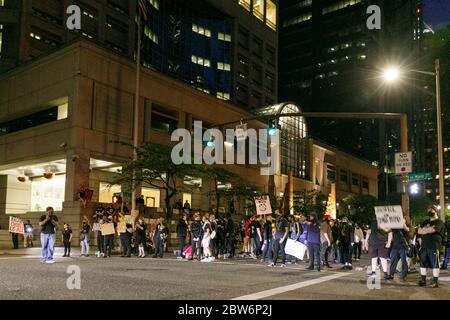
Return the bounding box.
[278,0,424,198]
[0,0,278,109]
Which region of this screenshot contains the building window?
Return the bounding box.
[218,32,231,42]
[238,0,251,11]
[31,175,65,212]
[238,26,250,49]
[253,64,263,85]
[217,62,231,71]
[191,55,211,67]
[340,169,348,185]
[283,13,312,27]
[327,165,336,182]
[266,45,276,66]
[144,26,158,44]
[0,0,4,7]
[362,178,369,191]
[253,36,263,57]
[147,0,159,10]
[351,174,360,187]
[0,24,3,57]
[82,9,96,20]
[192,24,211,37]
[99,183,121,204]
[265,72,275,92]
[266,0,277,30]
[251,91,262,108]
[0,104,68,136]
[253,0,264,21]
[322,0,362,15]
[217,92,230,101]
[151,105,179,134]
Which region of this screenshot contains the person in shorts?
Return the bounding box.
[367,216,392,279]
[417,207,446,288]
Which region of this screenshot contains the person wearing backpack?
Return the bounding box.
[386,217,410,282]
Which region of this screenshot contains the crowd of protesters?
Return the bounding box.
[24,199,449,288]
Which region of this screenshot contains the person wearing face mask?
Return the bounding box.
[103,213,116,258]
[417,207,446,288]
[305,212,321,271]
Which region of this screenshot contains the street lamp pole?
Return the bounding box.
[435,59,445,222]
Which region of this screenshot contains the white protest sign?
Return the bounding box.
[9,216,25,234]
[254,195,272,215]
[395,152,412,174]
[374,205,404,229]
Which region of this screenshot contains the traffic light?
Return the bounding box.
[268,118,277,136]
[112,195,122,205]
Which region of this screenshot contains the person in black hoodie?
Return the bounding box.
[214,215,226,259]
[387,217,410,281]
[338,217,354,270]
[176,214,188,255]
[190,213,203,261]
[224,214,236,258]
[120,224,133,257]
[261,215,274,263]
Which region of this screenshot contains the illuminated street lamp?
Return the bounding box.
[382,67,401,83]
[381,59,445,222]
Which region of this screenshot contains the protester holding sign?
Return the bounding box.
[417,207,446,288]
[366,216,392,280]
[39,207,59,264]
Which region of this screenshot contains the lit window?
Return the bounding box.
[0,0,4,7]
[192,24,211,38]
[323,0,362,14]
[191,55,211,67]
[218,32,231,42]
[238,0,251,11]
[266,0,277,31]
[253,0,264,21]
[147,0,159,10]
[144,26,159,44]
[217,92,230,101]
[0,24,3,56]
[358,54,367,60]
[82,10,95,19]
[283,13,312,27]
[217,62,231,71]
[58,103,68,120]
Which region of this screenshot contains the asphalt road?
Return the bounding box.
[0,248,449,300]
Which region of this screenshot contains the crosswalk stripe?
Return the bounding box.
[231,272,351,300]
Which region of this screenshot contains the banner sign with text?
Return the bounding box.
[9,216,25,234]
[374,205,404,229]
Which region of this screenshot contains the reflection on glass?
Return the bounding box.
[266,0,277,30]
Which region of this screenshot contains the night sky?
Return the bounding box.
[423,0,450,30]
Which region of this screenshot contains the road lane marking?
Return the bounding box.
[231,272,351,300]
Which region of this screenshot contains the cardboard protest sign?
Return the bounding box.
[92,223,101,232]
[116,222,126,234]
[9,216,25,234]
[100,222,116,236]
[284,239,307,260]
[374,205,404,229]
[254,195,272,215]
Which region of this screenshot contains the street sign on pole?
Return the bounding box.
[408,172,432,181]
[395,152,412,174]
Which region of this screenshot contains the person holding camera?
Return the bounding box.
[417,207,446,288]
[39,206,59,264]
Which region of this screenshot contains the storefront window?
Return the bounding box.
[141,187,160,207]
[30,175,65,211]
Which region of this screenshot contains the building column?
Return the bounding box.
[62,149,91,245]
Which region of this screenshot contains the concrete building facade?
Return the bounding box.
[0,41,377,245]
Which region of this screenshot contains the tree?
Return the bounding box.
[340,194,380,225]
[114,142,200,219]
[294,189,327,216]
[386,192,433,226]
